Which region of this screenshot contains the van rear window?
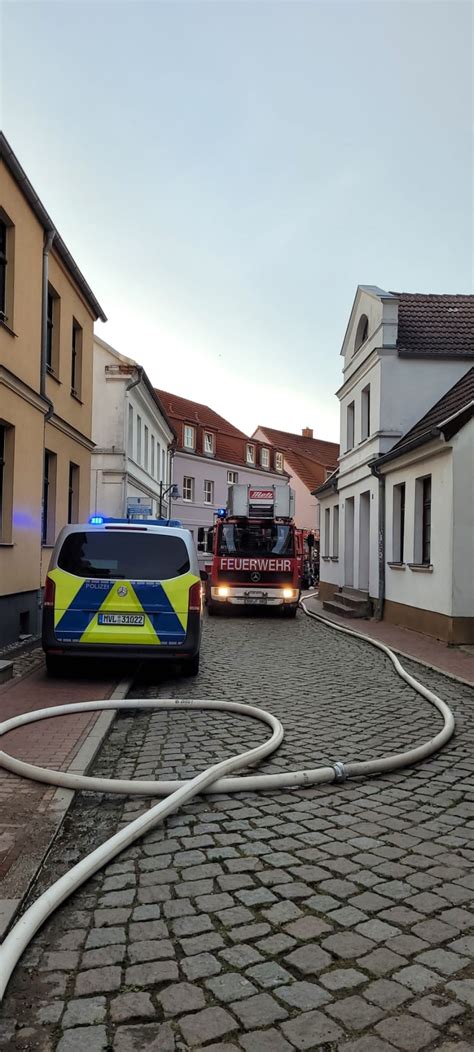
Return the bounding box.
[58,531,190,580]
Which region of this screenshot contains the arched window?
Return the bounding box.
[354,314,369,353]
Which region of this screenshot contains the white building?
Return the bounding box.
[91,338,175,520]
[317,287,474,641]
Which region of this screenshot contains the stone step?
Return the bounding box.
[339,591,372,613]
[323,601,363,614]
[0,660,14,684]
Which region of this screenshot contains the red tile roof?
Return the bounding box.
[257,427,340,492]
[391,293,474,358]
[389,366,474,453]
[155,390,287,472]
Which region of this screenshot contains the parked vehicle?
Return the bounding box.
[205,485,302,616]
[42,519,204,675]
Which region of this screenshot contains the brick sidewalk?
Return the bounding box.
[0,649,121,935]
[305,595,474,684]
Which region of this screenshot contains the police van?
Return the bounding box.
[42,519,203,676]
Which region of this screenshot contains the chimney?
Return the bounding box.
[302,427,313,439]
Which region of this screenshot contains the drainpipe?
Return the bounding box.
[41,230,55,421]
[371,462,385,621]
[123,366,144,515]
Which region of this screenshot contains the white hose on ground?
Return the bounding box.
[0,597,455,1001]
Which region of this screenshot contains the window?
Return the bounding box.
[260,447,270,468]
[162,448,166,481]
[71,320,82,397]
[183,425,195,449]
[156,440,160,479]
[128,404,133,453]
[204,432,214,455]
[361,385,370,441]
[204,480,214,504]
[332,505,339,558]
[46,284,60,374]
[183,476,194,501]
[0,212,14,326]
[68,463,80,523]
[227,470,238,484]
[0,422,14,543]
[324,508,330,556]
[275,452,284,472]
[354,314,369,353]
[58,531,190,580]
[246,444,255,465]
[151,435,155,478]
[42,450,57,544]
[392,483,406,562]
[136,415,142,463]
[346,401,355,450]
[144,426,149,470]
[414,475,432,564]
[218,523,294,556]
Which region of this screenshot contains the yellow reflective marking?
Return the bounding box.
[161,573,199,631]
[80,581,160,646]
[48,568,85,628]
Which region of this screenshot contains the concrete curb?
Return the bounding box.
[0,676,132,940]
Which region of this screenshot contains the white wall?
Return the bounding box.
[384,447,453,615]
[452,419,474,617]
[380,356,470,439]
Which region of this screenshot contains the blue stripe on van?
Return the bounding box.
[55,581,113,641]
[132,582,186,643]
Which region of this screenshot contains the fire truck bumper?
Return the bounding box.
[210,587,300,606]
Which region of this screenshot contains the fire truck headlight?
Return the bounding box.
[217,586,229,597]
[283,588,295,599]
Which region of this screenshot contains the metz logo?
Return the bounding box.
[249,489,273,500]
[220,557,292,571]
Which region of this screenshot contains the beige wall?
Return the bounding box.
[0,155,99,628]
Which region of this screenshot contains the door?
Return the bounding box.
[344,497,354,588]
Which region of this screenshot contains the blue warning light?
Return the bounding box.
[216,508,227,518]
[89,516,104,525]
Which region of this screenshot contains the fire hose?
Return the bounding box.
[0,595,455,1001]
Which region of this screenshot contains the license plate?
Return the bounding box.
[98,613,145,626]
[244,592,268,605]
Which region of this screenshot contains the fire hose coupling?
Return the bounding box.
[332,760,347,782]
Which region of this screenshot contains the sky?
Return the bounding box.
[1,1,472,442]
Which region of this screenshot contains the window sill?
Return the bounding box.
[408,562,433,573]
[46,367,61,385]
[330,556,339,562]
[321,555,331,562]
[387,561,406,570]
[0,318,17,338]
[41,544,55,549]
[70,389,83,404]
[0,541,15,547]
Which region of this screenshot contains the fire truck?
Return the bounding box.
[205,485,303,616]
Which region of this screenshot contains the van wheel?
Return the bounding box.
[182,653,200,677]
[45,654,65,676]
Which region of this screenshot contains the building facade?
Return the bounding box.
[317,286,474,640]
[91,339,175,521]
[155,391,288,550]
[252,426,339,535]
[0,134,105,645]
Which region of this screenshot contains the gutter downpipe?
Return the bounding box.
[123,366,144,516]
[38,230,56,629]
[370,461,385,621]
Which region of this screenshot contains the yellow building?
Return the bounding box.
[0,134,106,645]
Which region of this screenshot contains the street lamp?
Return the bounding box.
[158,482,180,519]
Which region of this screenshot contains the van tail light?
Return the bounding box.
[188,581,202,613]
[43,576,56,607]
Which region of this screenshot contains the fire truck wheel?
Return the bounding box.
[207,601,221,617]
[282,605,298,618]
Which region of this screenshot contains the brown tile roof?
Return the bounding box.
[388,366,474,454]
[391,292,474,358]
[155,390,287,473]
[258,426,339,492]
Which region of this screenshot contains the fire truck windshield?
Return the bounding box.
[218,523,294,557]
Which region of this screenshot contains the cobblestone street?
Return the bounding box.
[1,609,473,1051]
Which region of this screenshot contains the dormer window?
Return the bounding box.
[261,447,270,468]
[204,432,214,455]
[246,444,255,464]
[275,451,284,472]
[354,314,369,354]
[183,425,195,450]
